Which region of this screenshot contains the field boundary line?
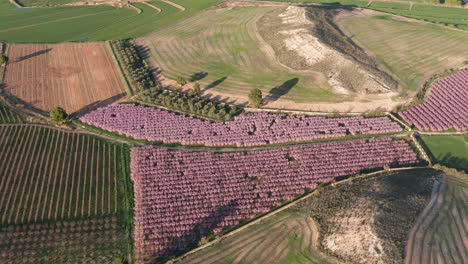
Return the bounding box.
[9,0,22,8]
[388,112,411,131]
[141,1,162,12]
[107,41,134,97]
[169,166,427,263]
[159,0,185,11]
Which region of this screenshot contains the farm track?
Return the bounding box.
[405,174,468,263]
[3,43,125,114]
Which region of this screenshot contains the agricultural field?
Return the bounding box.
[176,210,336,264]
[3,43,125,114]
[139,5,411,112]
[405,173,468,264]
[337,10,468,93]
[400,69,468,131]
[0,102,24,123]
[0,0,223,42]
[130,137,420,262]
[421,135,468,172]
[0,124,132,263]
[176,168,441,264]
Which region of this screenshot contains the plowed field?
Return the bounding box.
[3,43,125,114]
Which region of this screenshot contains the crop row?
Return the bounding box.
[130,137,420,262]
[0,102,23,124]
[0,125,126,225]
[80,103,402,147]
[400,69,467,131]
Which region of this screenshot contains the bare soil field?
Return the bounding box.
[3,43,125,114]
[297,168,440,264]
[404,173,467,264]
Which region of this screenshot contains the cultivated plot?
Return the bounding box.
[0,124,132,263]
[338,11,468,92]
[405,173,468,264]
[0,102,23,123]
[422,135,468,172]
[3,43,125,114]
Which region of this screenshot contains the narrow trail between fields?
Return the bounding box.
[9,0,22,8]
[159,0,185,11]
[141,1,162,13]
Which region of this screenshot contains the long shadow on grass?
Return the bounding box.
[438,153,468,173]
[16,48,52,62]
[264,78,299,103]
[151,199,239,263]
[190,72,208,82]
[204,76,228,91]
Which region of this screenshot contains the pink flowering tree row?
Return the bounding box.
[130,137,421,263]
[79,104,402,147]
[400,69,468,131]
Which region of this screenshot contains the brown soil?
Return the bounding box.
[3,43,125,115]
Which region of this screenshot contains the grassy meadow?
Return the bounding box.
[143,6,340,104]
[422,135,468,172]
[0,0,223,42]
[338,14,468,92]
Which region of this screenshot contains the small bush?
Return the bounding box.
[248,88,263,108]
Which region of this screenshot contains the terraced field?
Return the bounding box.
[140,6,340,106]
[0,0,223,42]
[177,211,333,264]
[405,173,468,264]
[338,12,468,92]
[0,124,132,263]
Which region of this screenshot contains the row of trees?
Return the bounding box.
[110,39,154,93]
[140,87,242,121]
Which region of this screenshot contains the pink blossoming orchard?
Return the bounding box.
[79,104,402,147]
[130,137,421,262]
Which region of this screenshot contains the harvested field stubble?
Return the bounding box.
[3,43,125,114]
[297,168,439,264]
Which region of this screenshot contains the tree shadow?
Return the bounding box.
[204,76,228,91]
[72,93,126,117]
[151,199,239,263]
[264,78,298,103]
[135,43,151,61]
[438,153,468,173]
[16,48,52,62]
[190,72,208,82]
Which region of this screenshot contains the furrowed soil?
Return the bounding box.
[0,124,132,263]
[176,211,337,264]
[404,173,468,264]
[296,168,440,264]
[3,42,125,114]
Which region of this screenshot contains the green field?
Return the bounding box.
[17,0,81,7]
[0,0,223,42]
[0,102,24,123]
[422,135,468,172]
[338,14,468,92]
[142,6,342,104]
[0,124,133,263]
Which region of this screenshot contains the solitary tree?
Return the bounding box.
[50,107,70,125]
[248,88,263,108]
[176,76,187,86]
[0,55,8,65]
